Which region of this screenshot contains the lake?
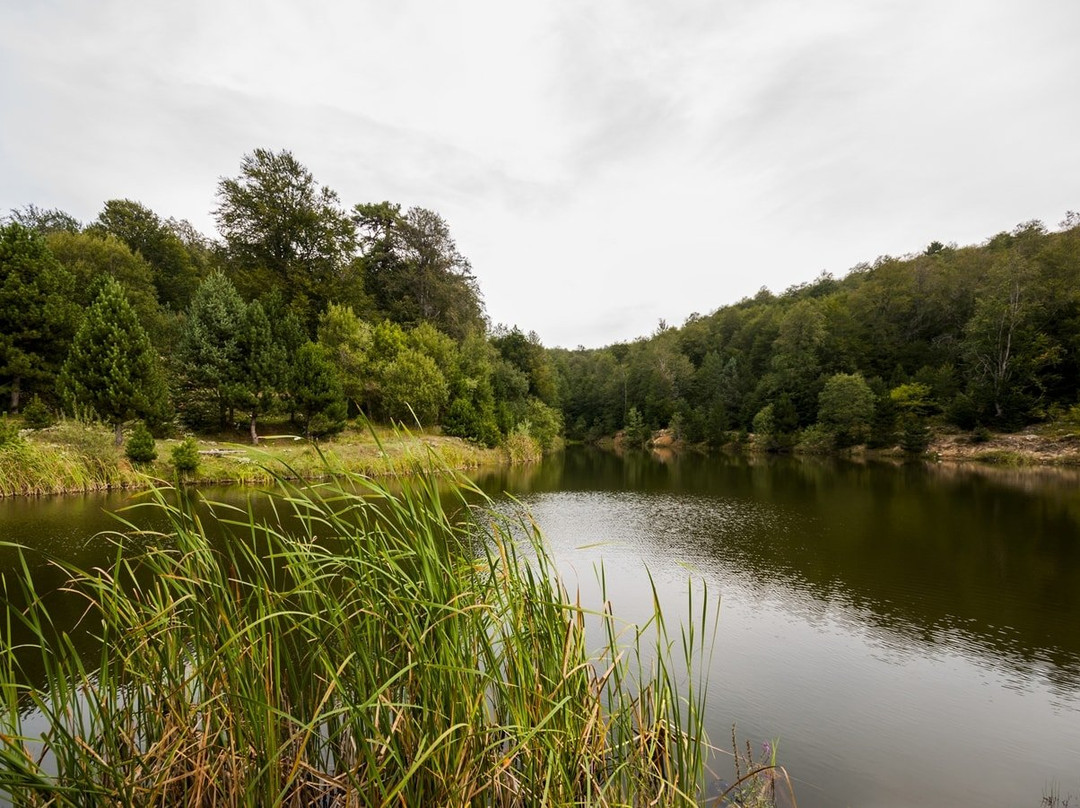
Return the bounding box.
[2,447,1079,806]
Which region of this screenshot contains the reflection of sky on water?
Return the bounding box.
[491,485,1080,808]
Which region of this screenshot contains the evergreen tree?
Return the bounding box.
[59,277,167,445]
[288,343,346,439]
[624,406,648,448]
[179,271,246,429]
[232,301,285,444]
[0,223,79,411]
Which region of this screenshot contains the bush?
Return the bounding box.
[971,425,992,444]
[503,426,542,463]
[21,395,54,429]
[796,423,835,453]
[125,421,158,465]
[0,416,22,447]
[171,437,200,475]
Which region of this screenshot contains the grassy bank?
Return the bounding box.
[0,419,538,498]
[0,462,740,806]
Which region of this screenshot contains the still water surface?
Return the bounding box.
[2,448,1079,806]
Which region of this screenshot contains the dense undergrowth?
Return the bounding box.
[0,458,790,806]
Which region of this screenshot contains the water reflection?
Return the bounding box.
[475,450,1080,701]
[3,451,1080,806]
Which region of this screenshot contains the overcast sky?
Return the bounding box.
[2,0,1078,348]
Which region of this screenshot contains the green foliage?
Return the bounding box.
[521,398,564,452]
[0,415,21,447]
[216,148,361,329]
[492,326,558,405]
[818,372,875,447]
[752,404,775,441]
[624,406,648,448]
[288,342,346,439]
[125,421,158,464]
[0,466,715,804]
[317,303,374,412]
[0,222,79,411]
[356,202,485,339]
[231,300,286,443]
[900,416,932,455]
[503,425,543,462]
[6,204,82,235]
[377,348,448,426]
[170,436,200,474]
[867,390,898,449]
[442,396,500,446]
[45,230,163,339]
[796,422,835,453]
[92,198,207,310]
[20,395,53,430]
[890,382,936,416]
[178,270,246,429]
[58,277,168,444]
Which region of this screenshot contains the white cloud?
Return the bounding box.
[2,0,1078,347]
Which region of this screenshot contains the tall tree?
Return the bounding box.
[232,301,285,444]
[356,203,485,339]
[287,343,347,439]
[58,277,167,445]
[0,223,79,410]
[215,149,360,329]
[178,271,246,429]
[92,199,207,310]
[6,204,81,235]
[45,230,165,341]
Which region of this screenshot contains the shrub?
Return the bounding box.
[125,421,157,465]
[796,423,835,453]
[504,425,542,463]
[0,416,22,447]
[20,395,53,429]
[171,437,200,475]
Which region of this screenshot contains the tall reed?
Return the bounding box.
[0,456,718,806]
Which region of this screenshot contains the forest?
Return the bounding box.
[0,148,562,451]
[553,215,1080,451]
[3,146,1078,456]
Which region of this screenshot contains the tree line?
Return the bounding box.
[0,148,562,449]
[552,215,1080,450]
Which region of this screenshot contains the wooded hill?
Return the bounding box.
[552,215,1080,450]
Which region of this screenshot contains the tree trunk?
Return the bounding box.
[250,412,259,445]
[114,421,124,447]
[9,376,20,413]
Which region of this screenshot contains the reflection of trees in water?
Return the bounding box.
[498,448,1080,697]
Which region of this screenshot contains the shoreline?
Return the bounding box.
[606,425,1080,468]
[0,422,538,499]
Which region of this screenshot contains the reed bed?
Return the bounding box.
[0,457,722,807]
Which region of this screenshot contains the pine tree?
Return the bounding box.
[0,223,79,411]
[59,277,167,445]
[232,300,285,444]
[287,343,346,439]
[178,270,246,429]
